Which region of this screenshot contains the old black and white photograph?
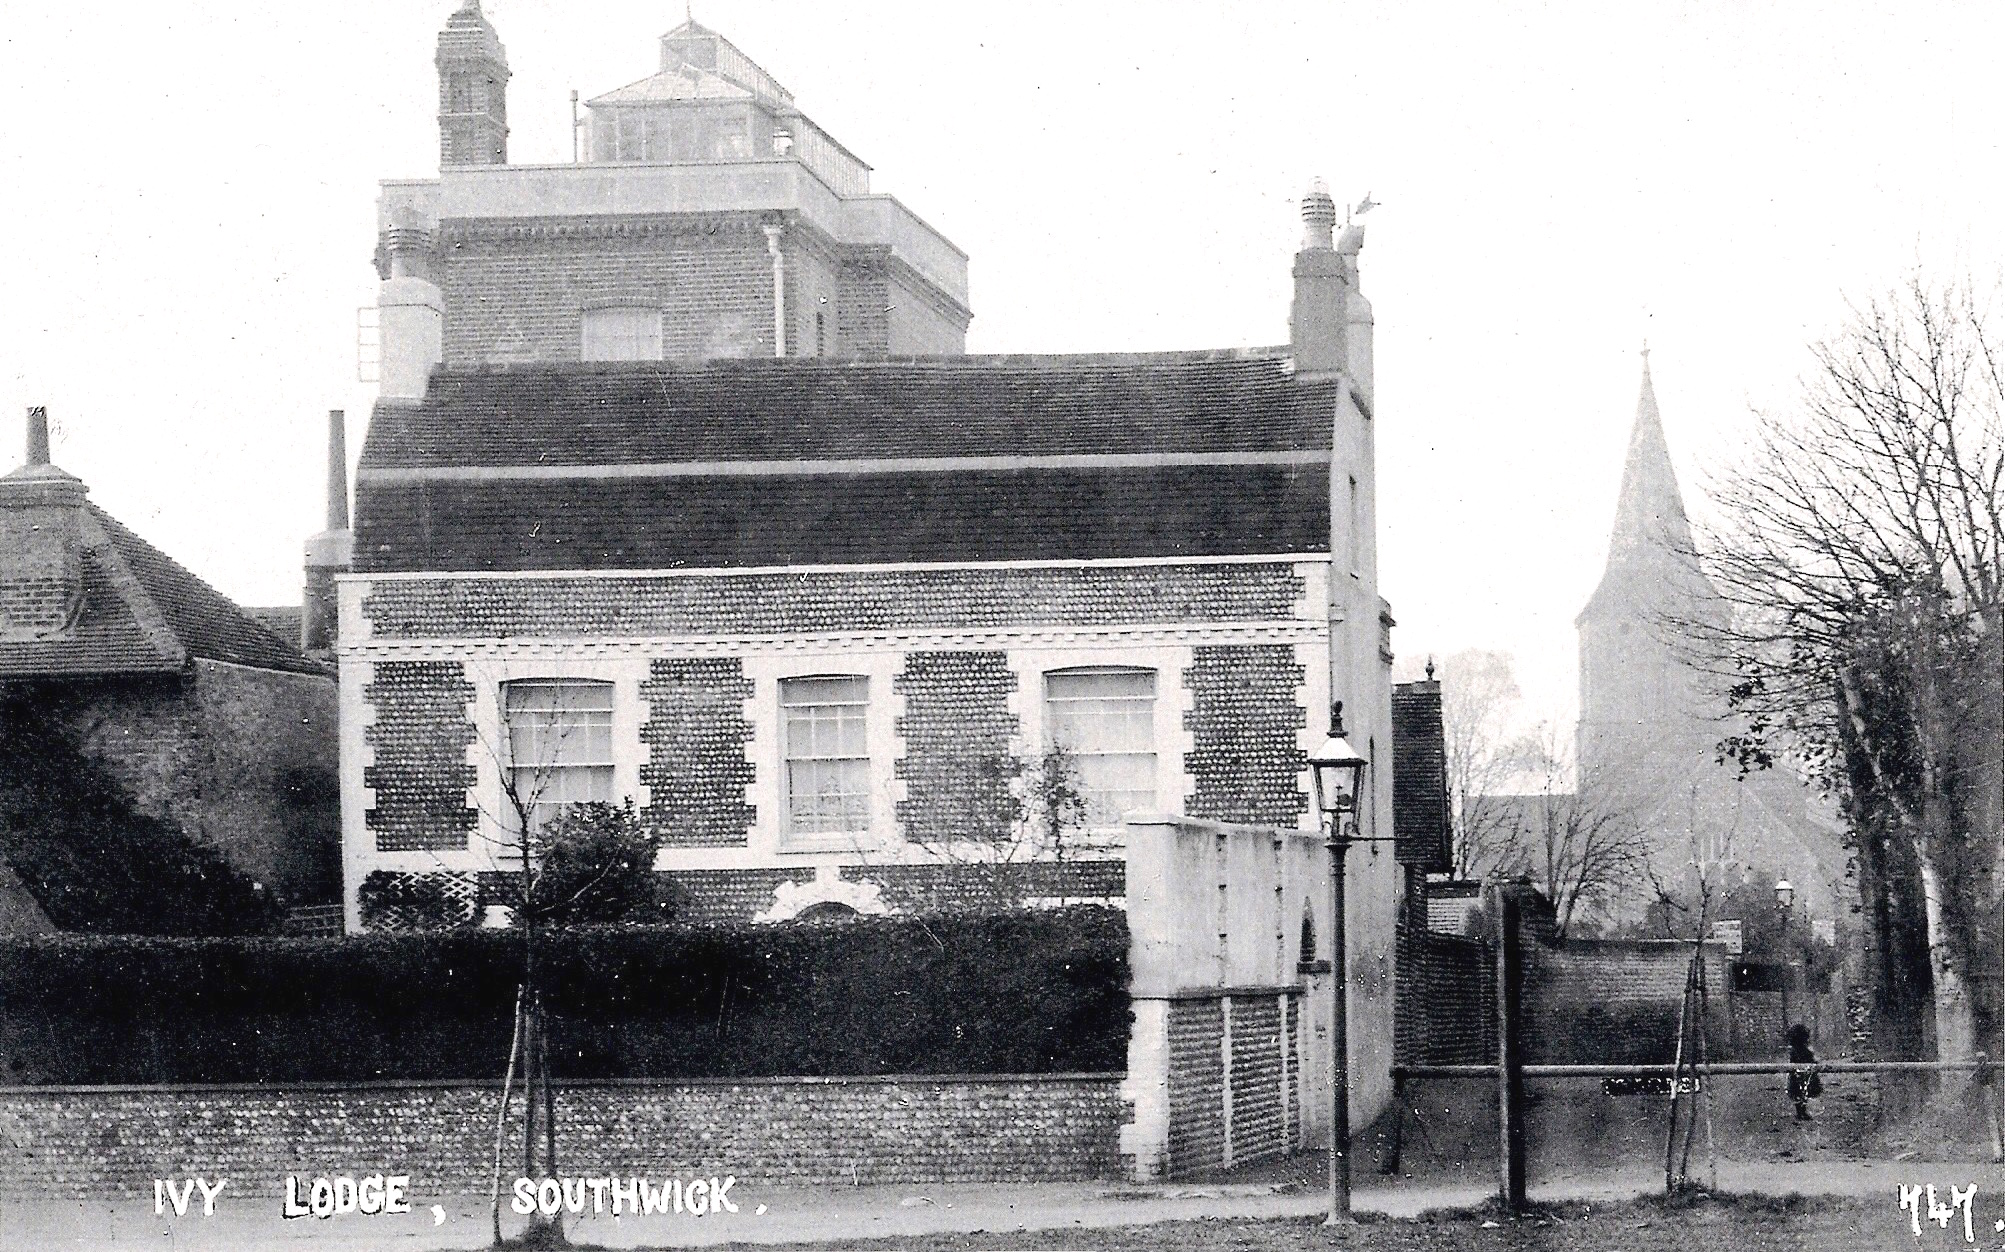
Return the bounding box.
[1,2,2002,1248]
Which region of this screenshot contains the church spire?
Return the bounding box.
[1604,343,1694,570]
[1576,348,1701,629]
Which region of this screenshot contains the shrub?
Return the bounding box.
[526,801,662,927]
[0,905,1130,1084]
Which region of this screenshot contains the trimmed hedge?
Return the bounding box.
[0,906,1129,1084]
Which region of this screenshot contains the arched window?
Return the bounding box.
[502,680,615,833]
[581,305,664,361]
[1045,667,1157,824]
[781,675,870,835]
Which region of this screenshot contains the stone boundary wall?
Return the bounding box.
[1523,937,1732,1065]
[1152,989,1301,1178]
[1122,816,1331,1180]
[1394,923,1494,1067]
[0,1074,1125,1199]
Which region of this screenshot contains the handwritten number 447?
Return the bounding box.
[1901,1184,1980,1243]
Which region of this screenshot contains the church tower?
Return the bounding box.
[436,0,509,167]
[1575,350,1715,779]
[1573,351,1850,918]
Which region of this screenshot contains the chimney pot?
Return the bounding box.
[1301,178,1338,251]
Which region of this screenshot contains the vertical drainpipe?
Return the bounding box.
[762,223,787,357]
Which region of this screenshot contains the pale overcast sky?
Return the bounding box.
[3,2,2003,727]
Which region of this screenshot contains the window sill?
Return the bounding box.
[775,833,877,855]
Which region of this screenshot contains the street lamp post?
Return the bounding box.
[1309,701,1376,1225]
[1774,878,1796,1045]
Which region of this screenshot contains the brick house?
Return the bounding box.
[337,8,1397,954]
[0,409,340,917]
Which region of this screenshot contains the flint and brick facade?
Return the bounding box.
[336,350,1366,935]
[338,551,1333,930]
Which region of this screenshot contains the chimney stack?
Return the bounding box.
[1337,222,1374,404]
[325,408,350,531]
[1289,177,1351,379]
[24,406,50,465]
[302,410,354,657]
[0,407,89,640]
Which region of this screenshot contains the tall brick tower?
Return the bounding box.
[436,0,509,167]
[373,9,969,395]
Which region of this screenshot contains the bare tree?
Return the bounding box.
[1490,726,1652,937]
[1434,649,1539,879]
[465,680,659,1247]
[1692,274,2005,1064]
[891,742,1089,910]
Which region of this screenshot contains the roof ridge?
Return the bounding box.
[78,510,186,670]
[85,504,321,675]
[428,348,1293,379]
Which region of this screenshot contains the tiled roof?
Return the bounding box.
[243,606,303,648]
[1391,679,1450,871]
[360,352,1334,469]
[354,352,1337,573]
[356,464,1328,573]
[0,506,325,679]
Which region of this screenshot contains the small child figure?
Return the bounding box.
[1787,1023,1821,1121]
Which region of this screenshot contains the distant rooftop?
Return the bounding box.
[0,504,323,679]
[580,18,869,195]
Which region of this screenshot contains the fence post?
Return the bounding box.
[1977,1051,2002,1163]
[1494,889,1526,1214]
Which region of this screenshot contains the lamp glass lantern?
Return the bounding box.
[1774,878,1795,912]
[1309,701,1370,831]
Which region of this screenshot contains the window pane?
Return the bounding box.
[1046,669,1155,701]
[582,307,664,362]
[506,680,614,713]
[1045,667,1157,823]
[781,676,868,705]
[786,759,869,831]
[643,108,673,161]
[782,676,869,834]
[503,681,616,832]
